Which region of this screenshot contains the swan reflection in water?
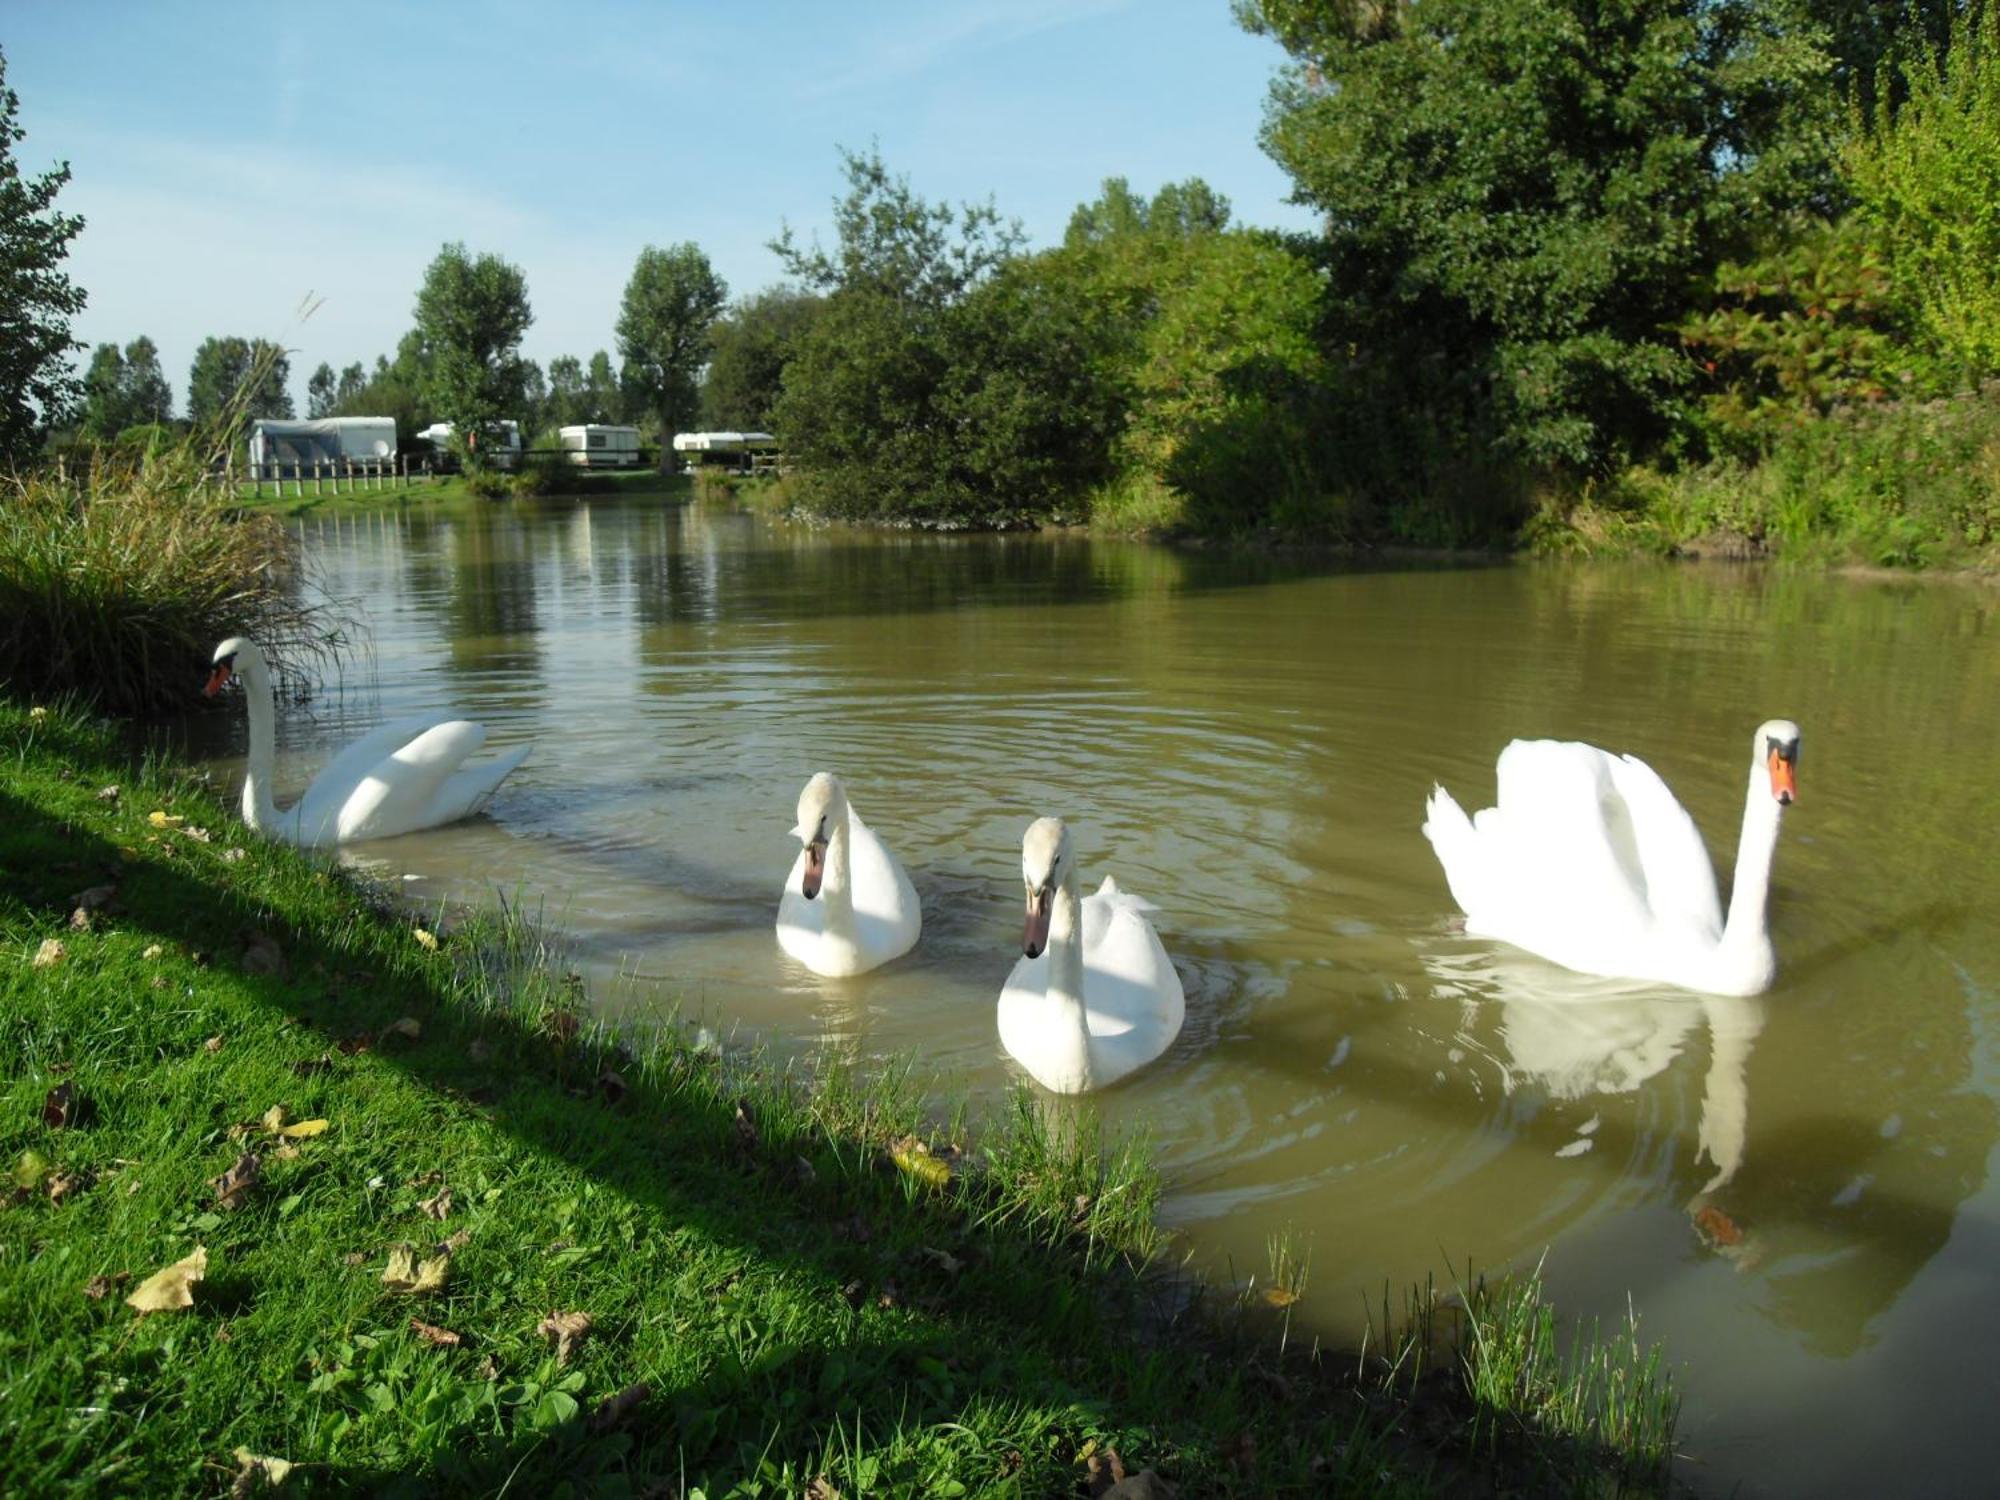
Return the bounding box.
[1422,940,1766,1244]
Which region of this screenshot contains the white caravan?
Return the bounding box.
[559,424,642,468]
[416,420,522,470]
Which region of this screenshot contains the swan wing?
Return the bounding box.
[1082,894,1185,1041]
[312,720,499,843]
[844,807,921,963]
[1436,740,1657,961]
[1603,753,1724,941]
[294,712,457,831]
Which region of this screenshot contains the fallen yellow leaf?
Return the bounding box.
[126,1246,207,1314]
[1261,1285,1300,1309]
[260,1106,329,1139]
[230,1446,294,1492]
[888,1136,953,1190]
[382,1246,451,1294]
[412,927,438,951]
[147,810,184,828]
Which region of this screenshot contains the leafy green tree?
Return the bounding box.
[0,45,86,462]
[78,343,130,439]
[331,333,432,439]
[1845,1,2000,377]
[617,243,727,461]
[771,145,1024,305]
[701,287,823,431]
[306,361,337,418]
[1237,0,1840,472]
[517,359,548,440]
[123,336,171,425]
[411,241,532,467]
[1065,176,1231,248]
[187,336,292,426]
[335,361,367,408]
[584,350,619,424]
[546,355,586,428]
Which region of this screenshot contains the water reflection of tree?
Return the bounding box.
[437,508,543,679]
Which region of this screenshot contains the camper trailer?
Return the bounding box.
[246,417,397,478]
[670,431,780,474]
[416,420,522,470]
[559,424,642,468]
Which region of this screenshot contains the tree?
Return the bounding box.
[335,361,367,408]
[78,343,129,439]
[123,336,171,425]
[187,336,292,426]
[546,355,586,428]
[306,361,337,418]
[411,241,532,467]
[1065,176,1231,248]
[617,243,727,462]
[0,45,87,463]
[517,358,548,440]
[1237,0,1840,471]
[584,350,619,424]
[1845,1,2000,377]
[701,287,823,431]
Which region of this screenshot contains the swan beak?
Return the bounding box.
[801,840,827,900]
[202,663,233,698]
[1022,884,1053,959]
[1767,747,1797,805]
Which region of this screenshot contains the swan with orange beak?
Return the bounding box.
[997,817,1185,1094]
[775,772,921,977]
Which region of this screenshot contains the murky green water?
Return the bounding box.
[193,497,2000,1495]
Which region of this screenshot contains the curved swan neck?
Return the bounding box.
[236,648,281,833]
[1044,868,1086,1017]
[819,804,856,933]
[1719,762,1783,963]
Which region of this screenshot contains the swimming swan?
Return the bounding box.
[204,636,530,847]
[1422,721,1801,996]
[776,772,921,977]
[998,817,1186,1094]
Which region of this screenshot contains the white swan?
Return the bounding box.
[997,817,1186,1094]
[775,772,920,977]
[1422,720,1801,996]
[204,636,530,847]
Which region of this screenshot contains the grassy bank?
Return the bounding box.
[236,466,690,518]
[2,701,1682,1496]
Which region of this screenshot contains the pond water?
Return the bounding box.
[191,496,2000,1496]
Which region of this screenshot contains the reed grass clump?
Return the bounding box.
[0,442,340,717]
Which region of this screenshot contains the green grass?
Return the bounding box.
[0,701,1685,1497]
[235,466,690,517]
[0,454,342,718]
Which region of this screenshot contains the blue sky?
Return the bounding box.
[6,0,1311,412]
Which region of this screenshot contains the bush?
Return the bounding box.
[0,446,341,716]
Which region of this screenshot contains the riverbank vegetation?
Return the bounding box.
[705,2,1997,567]
[1,698,1685,1495]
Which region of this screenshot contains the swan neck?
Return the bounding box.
[1045,872,1086,1017]
[820,808,856,933]
[238,650,281,833]
[1720,764,1782,956]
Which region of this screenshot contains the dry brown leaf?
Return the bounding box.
[142,943,165,960]
[43,1080,79,1128]
[96,784,120,802]
[382,1016,422,1041]
[32,937,65,968]
[229,1446,294,1494]
[476,1353,500,1381]
[182,825,212,843]
[212,1152,261,1212]
[83,1271,130,1299]
[803,1475,842,1500]
[1261,1285,1300,1309]
[68,906,94,931]
[204,1035,225,1053]
[409,1317,462,1348]
[438,1228,472,1254]
[537,1310,593,1366]
[47,1170,86,1204]
[733,1098,759,1153]
[126,1246,207,1314]
[917,1245,963,1276]
[417,1186,453,1221]
[222,847,247,864]
[588,1380,650,1433]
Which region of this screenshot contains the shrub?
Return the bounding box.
[0,445,341,716]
